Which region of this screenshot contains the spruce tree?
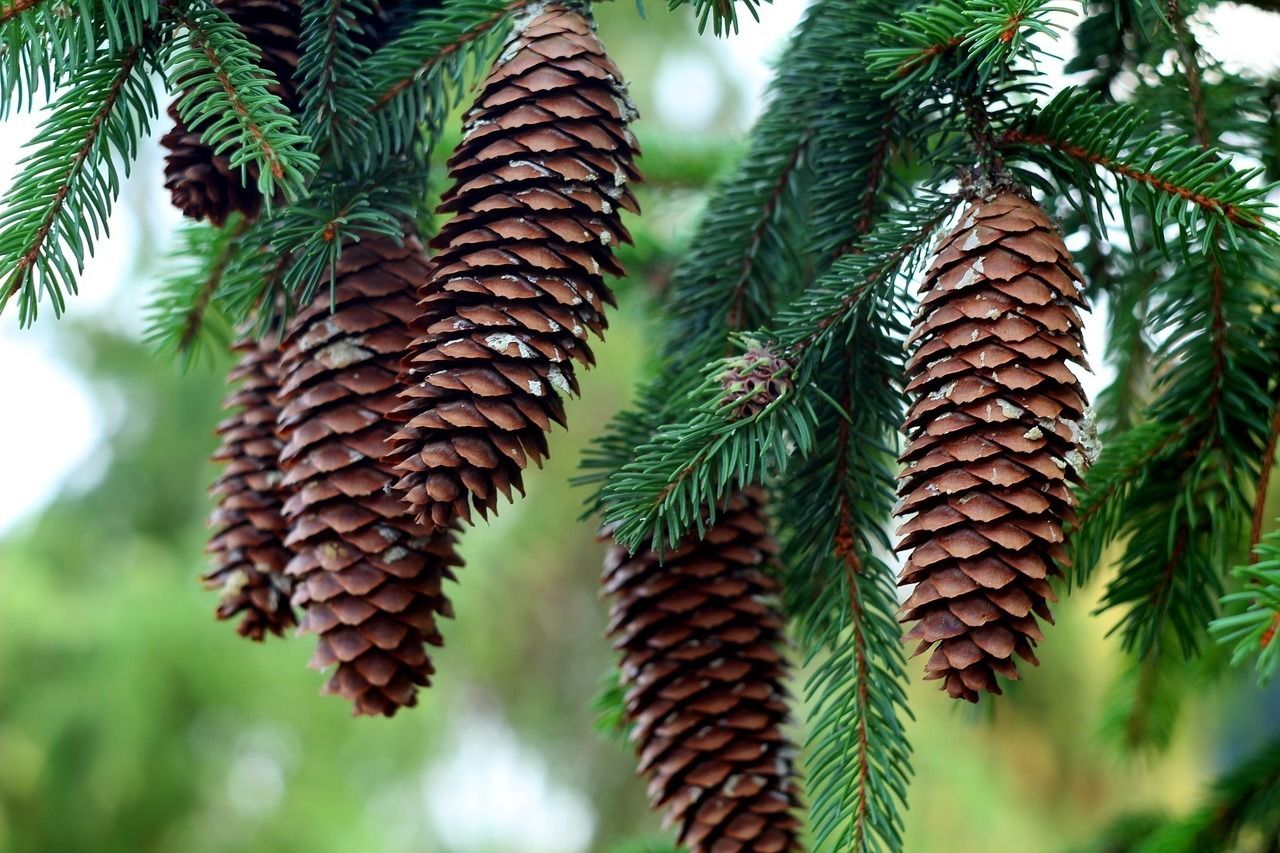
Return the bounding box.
[3,0,1280,847]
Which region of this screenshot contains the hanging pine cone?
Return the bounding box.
[276,231,463,717]
[387,2,640,531]
[896,191,1092,702]
[204,337,296,641]
[161,0,302,226]
[603,487,802,853]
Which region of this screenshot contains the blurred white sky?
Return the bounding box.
[0,1,1277,538]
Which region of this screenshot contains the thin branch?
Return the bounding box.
[0,0,43,22]
[1251,402,1280,562]
[998,129,1266,228]
[370,0,529,112]
[725,129,814,330]
[170,9,289,181]
[6,45,142,298]
[179,218,250,355]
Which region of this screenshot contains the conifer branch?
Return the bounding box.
[1138,737,1280,848]
[0,42,156,324]
[997,90,1275,235]
[1251,402,1280,560]
[353,0,530,165]
[298,0,376,157]
[671,0,765,36]
[0,0,158,116]
[163,1,316,204]
[143,217,248,367]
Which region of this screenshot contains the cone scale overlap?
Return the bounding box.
[896,191,1091,702]
[388,2,640,531]
[276,232,463,717]
[160,0,302,226]
[603,488,802,853]
[204,338,296,641]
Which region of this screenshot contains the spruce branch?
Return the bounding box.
[0,41,157,325]
[1097,648,1191,753]
[599,352,817,552]
[669,0,766,37]
[999,91,1276,239]
[0,0,158,116]
[297,0,376,157]
[781,334,911,853]
[869,0,1066,93]
[163,0,316,206]
[1212,520,1280,685]
[770,192,958,363]
[1137,737,1280,851]
[142,217,248,367]
[357,0,528,165]
[214,159,431,330]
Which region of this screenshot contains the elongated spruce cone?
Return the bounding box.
[388,2,640,531]
[603,488,801,853]
[161,0,302,225]
[896,192,1092,702]
[204,338,296,640]
[277,232,463,717]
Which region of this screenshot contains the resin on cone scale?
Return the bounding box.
[276,231,463,717]
[204,337,296,641]
[896,191,1093,702]
[387,1,641,531]
[603,487,802,853]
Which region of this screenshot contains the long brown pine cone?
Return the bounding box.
[204,337,296,641]
[896,191,1092,702]
[276,231,463,717]
[387,2,641,531]
[161,0,303,226]
[603,487,802,853]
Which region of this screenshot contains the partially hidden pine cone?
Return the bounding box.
[161,0,303,226]
[276,231,463,717]
[387,2,641,531]
[603,487,802,853]
[896,191,1093,702]
[204,337,296,641]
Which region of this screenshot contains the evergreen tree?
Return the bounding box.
[3,0,1279,847]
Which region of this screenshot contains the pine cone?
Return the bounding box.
[161,105,265,228]
[204,338,296,641]
[161,0,302,226]
[603,487,802,853]
[719,343,792,419]
[277,231,463,717]
[387,2,641,531]
[896,191,1092,702]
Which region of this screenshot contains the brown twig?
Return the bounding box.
[997,130,1265,228]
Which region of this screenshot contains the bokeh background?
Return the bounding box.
[2,3,1280,851]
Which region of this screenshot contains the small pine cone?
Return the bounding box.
[719,343,792,419]
[161,0,302,226]
[896,191,1092,702]
[161,105,265,227]
[205,338,296,641]
[277,231,463,717]
[387,2,641,531]
[603,487,802,853]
